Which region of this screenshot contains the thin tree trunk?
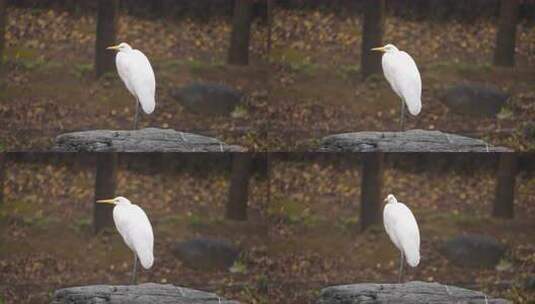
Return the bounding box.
[361,0,385,79]
[226,153,253,221]
[150,0,164,16]
[494,0,519,67]
[493,153,516,219]
[360,153,384,231]
[95,0,119,77]
[228,0,254,65]
[94,153,118,233]
[0,0,7,70]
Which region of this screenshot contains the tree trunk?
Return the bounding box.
[360,153,384,231]
[360,0,385,79]
[0,0,7,70]
[226,153,253,221]
[493,153,516,219]
[227,0,254,65]
[95,0,119,78]
[493,0,519,67]
[93,153,118,233]
[150,0,164,16]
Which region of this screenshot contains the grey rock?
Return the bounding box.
[440,84,509,117]
[171,83,243,116]
[319,129,510,152]
[50,283,240,304]
[317,281,510,304]
[172,238,240,271]
[441,234,506,268]
[53,128,244,152]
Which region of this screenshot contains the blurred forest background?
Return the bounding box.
[0,153,270,304]
[0,0,534,150]
[266,0,535,150]
[0,153,534,303]
[268,153,535,303]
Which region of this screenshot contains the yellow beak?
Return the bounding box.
[371,46,386,52]
[106,45,120,51]
[96,198,116,204]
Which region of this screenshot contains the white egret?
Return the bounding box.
[371,44,422,130]
[383,194,420,282]
[107,42,156,130]
[97,196,154,284]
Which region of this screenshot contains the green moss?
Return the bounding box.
[269,198,323,226]
[71,217,92,233]
[268,198,305,217]
[162,214,184,224]
[364,73,384,83]
[5,48,37,60]
[154,58,225,77]
[12,57,46,70]
[270,47,319,75]
[336,64,360,80]
[497,106,514,120]
[229,260,248,274]
[335,216,359,231]
[187,59,224,74]
[270,47,308,65]
[292,61,319,75]
[231,104,249,119]
[188,213,204,228]
[428,61,493,77]
[457,62,492,75]
[0,199,42,217]
[72,62,93,78]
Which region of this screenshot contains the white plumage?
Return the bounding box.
[107,42,156,129]
[97,196,154,283]
[372,44,422,129]
[383,194,420,281]
[112,198,154,269]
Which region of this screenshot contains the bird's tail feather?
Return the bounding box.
[139,95,155,114]
[137,248,154,269]
[406,97,421,116]
[404,247,420,267]
[134,237,154,269]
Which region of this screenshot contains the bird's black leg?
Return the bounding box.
[131,253,138,285]
[133,99,140,130]
[399,100,405,131]
[398,251,404,283]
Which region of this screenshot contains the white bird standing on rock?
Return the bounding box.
[97,196,154,284]
[107,42,156,129]
[383,194,420,282]
[371,44,422,130]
